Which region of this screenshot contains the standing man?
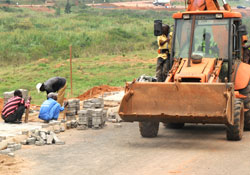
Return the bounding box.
[39,93,68,122]
[36,77,66,106]
[1,90,31,124]
[156,24,172,82]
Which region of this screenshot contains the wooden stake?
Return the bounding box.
[24,105,30,123]
[70,45,73,96]
[63,92,70,120]
[24,93,31,123]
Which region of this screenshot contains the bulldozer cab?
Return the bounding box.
[171,12,247,82]
[173,17,228,58]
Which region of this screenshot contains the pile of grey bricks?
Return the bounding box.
[0,142,22,157]
[78,98,107,129]
[21,121,65,146]
[3,89,28,104]
[65,99,80,121]
[0,121,66,157]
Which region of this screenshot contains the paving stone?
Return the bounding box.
[21,130,29,135]
[31,134,42,142]
[60,125,65,132]
[77,125,87,130]
[34,130,40,136]
[40,131,47,141]
[0,136,6,141]
[51,132,64,145]
[12,144,22,150]
[35,140,45,146]
[83,102,96,109]
[7,142,15,146]
[8,147,15,152]
[49,120,61,126]
[46,134,53,145]
[0,148,12,155]
[7,144,16,151]
[8,152,15,157]
[27,137,36,145]
[61,119,66,123]
[66,121,71,129]
[53,125,61,134]
[71,120,78,128]
[20,140,27,145]
[66,111,75,116]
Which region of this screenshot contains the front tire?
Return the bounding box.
[139,121,159,138]
[226,99,244,141]
[239,82,250,130]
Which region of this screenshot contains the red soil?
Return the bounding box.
[77,85,123,101]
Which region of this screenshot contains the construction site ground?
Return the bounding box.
[6,123,250,175]
[1,1,250,174]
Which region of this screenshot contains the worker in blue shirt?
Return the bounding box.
[39,93,68,122]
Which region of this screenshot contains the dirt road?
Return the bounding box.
[17,122,250,175]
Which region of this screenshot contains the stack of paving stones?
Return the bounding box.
[3,89,28,105]
[0,142,22,157]
[65,99,80,121]
[21,121,65,146]
[65,119,78,129]
[0,121,66,157]
[78,98,107,129]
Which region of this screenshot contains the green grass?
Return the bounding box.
[0,50,156,104]
[0,6,174,104]
[0,7,173,66]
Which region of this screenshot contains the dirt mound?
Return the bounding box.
[77,85,123,100]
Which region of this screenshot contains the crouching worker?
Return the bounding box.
[39,93,68,122]
[1,90,31,124]
[36,77,66,106]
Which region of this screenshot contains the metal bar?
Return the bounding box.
[188,15,196,67]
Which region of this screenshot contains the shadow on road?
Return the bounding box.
[125,124,235,151]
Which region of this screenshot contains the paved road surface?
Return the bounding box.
[18,122,250,175]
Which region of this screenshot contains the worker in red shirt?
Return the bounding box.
[1,90,31,124]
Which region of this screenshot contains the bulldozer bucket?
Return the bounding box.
[119,82,234,124]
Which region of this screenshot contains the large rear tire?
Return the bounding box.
[239,82,250,130]
[226,99,244,141]
[139,121,159,138]
[164,123,185,129]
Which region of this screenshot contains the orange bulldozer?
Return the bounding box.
[119,0,250,141]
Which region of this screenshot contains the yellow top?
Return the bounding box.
[157,32,173,59]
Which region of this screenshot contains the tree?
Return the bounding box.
[6,0,11,4]
[65,0,72,14]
